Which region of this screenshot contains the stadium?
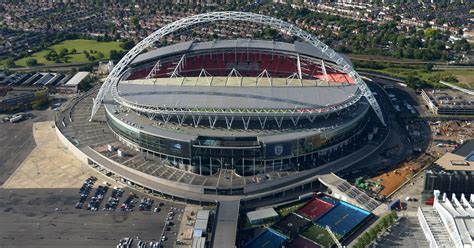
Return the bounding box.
[57,12,388,204]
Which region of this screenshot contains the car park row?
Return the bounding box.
[117,237,163,248]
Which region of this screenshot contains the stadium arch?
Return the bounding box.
[90,11,385,126]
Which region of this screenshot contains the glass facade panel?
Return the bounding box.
[107,108,370,177]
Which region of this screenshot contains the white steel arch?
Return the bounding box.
[90,11,385,125]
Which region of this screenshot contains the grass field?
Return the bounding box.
[361,67,474,89]
[441,69,474,89]
[302,224,342,248]
[15,39,124,67]
[275,200,308,217]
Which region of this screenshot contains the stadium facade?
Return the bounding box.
[57,12,388,204]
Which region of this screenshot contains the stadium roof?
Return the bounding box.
[65,72,90,86]
[104,98,369,142]
[118,82,358,110]
[131,39,352,66]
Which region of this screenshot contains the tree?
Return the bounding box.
[424,63,434,72]
[78,75,95,92]
[71,48,77,54]
[120,40,135,50]
[45,50,58,61]
[110,50,125,61]
[96,52,104,60]
[26,58,38,67]
[130,16,139,26]
[4,58,15,68]
[59,48,68,57]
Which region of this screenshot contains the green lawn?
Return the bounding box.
[15,39,124,67]
[302,224,342,248]
[441,70,474,89]
[275,201,307,217]
[361,67,474,89]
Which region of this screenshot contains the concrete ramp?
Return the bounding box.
[212,200,240,248]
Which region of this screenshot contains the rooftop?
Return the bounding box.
[64,72,90,86]
[0,86,46,101]
[118,80,358,110]
[246,208,279,222]
[434,140,474,171]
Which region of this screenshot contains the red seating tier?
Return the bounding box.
[126,52,354,84]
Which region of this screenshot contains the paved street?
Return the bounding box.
[371,215,429,248]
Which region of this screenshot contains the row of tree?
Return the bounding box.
[353,211,398,248]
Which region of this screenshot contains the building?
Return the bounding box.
[192,210,210,247]
[246,208,279,225]
[55,12,387,207]
[424,140,474,199]
[418,190,474,248]
[54,12,391,248]
[421,89,474,116]
[192,237,206,248]
[103,38,380,177]
[0,86,48,113]
[194,210,210,234]
[56,71,90,94]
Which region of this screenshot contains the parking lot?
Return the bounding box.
[0,109,57,186]
[0,117,36,185]
[0,186,185,248]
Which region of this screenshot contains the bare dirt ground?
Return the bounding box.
[371,162,418,197]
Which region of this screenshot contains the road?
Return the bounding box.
[371,171,429,248]
[338,77,416,181]
[9,61,101,72]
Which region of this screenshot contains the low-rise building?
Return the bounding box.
[0,86,48,113]
[246,208,279,225]
[56,71,90,94]
[421,89,474,116]
[424,140,474,200]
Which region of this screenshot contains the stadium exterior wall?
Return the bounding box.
[54,124,89,165]
[104,104,372,176]
[55,115,388,204]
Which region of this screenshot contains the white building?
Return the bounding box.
[246,207,279,225]
[56,71,90,94]
[418,190,474,247]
